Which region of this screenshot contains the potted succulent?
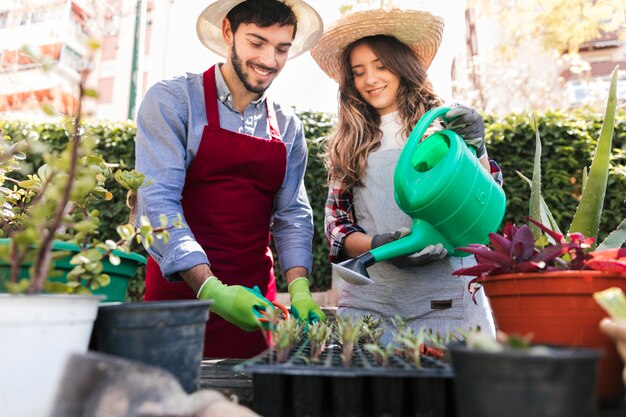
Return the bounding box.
[448,331,601,417]
[452,66,625,402]
[0,42,177,416]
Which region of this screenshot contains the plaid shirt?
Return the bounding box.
[324,159,503,262]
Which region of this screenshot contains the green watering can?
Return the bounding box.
[333,106,506,285]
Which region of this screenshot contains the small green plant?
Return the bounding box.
[364,342,395,366]
[308,320,332,362]
[336,316,362,367]
[264,312,303,364]
[392,325,427,367]
[360,314,384,345]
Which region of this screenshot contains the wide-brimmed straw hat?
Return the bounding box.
[196,0,323,60]
[311,9,444,81]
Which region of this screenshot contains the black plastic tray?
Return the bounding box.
[236,337,456,417]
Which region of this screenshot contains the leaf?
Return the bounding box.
[510,225,535,261]
[17,179,38,189]
[585,259,626,273]
[528,118,543,239]
[97,274,111,287]
[514,260,547,272]
[588,248,626,260]
[488,233,512,255]
[597,217,626,251]
[526,217,564,243]
[83,89,99,98]
[451,263,501,277]
[108,253,121,266]
[456,245,515,267]
[517,171,562,236]
[569,65,619,239]
[532,244,568,263]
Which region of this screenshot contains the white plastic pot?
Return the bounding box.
[0,294,101,417]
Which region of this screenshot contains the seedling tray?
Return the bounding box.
[236,337,456,417]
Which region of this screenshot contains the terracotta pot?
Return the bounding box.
[477,270,626,403]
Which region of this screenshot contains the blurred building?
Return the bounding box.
[453,5,626,113]
[0,0,157,120]
[565,30,626,105]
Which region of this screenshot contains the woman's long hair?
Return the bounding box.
[325,35,442,190]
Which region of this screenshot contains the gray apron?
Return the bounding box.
[338,148,495,344]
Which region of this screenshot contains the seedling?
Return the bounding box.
[393,326,427,367]
[360,314,383,345]
[262,309,303,364]
[308,320,332,362]
[364,342,395,367]
[336,316,362,367]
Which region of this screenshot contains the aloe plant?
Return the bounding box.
[522,65,623,247]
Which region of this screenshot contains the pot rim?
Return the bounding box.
[475,269,626,284]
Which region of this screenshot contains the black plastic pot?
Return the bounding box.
[237,337,456,417]
[448,343,601,417]
[92,299,212,393]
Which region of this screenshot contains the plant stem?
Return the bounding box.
[29,70,86,293]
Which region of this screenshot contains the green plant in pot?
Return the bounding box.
[452,65,626,403]
[0,42,176,417]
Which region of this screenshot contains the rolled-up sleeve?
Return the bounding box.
[135,81,208,279]
[271,118,314,273]
[324,179,366,263]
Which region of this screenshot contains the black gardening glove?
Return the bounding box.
[371,228,448,268]
[445,105,486,158]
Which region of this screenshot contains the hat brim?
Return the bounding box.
[196,0,323,60]
[311,9,444,82]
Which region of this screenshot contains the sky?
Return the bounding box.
[159,0,467,113]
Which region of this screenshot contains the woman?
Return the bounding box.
[311,9,501,343]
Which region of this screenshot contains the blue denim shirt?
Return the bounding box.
[135,64,314,279]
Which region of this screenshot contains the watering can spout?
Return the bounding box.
[333,252,376,285]
[333,220,453,285]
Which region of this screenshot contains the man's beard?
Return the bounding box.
[231,43,276,95]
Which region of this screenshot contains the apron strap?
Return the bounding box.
[203,65,282,142]
[203,66,220,128]
[265,97,282,142]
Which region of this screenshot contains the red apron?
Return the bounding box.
[144,65,287,359]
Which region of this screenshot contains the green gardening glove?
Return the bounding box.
[288,277,326,324]
[197,276,272,332]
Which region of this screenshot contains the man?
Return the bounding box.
[135,0,325,359]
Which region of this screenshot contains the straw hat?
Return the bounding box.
[196,0,323,60]
[311,9,444,81]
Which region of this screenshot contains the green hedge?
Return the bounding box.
[2,108,625,294]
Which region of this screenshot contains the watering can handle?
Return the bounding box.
[398,106,452,171]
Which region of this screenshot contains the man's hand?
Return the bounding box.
[372,228,447,268]
[288,277,326,324]
[197,276,272,332]
[445,105,486,158]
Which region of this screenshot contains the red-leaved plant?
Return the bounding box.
[453,217,626,302]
